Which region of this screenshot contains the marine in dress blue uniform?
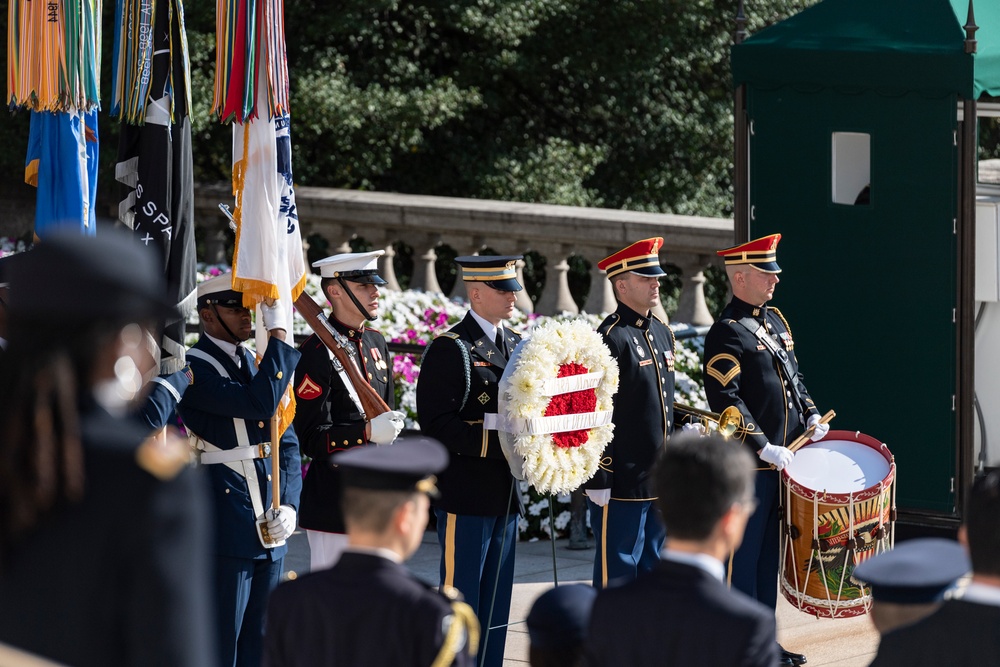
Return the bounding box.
[702,234,825,667]
[292,251,403,570]
[262,437,478,667]
[582,238,674,588]
[0,231,214,667]
[178,274,302,667]
[416,256,524,667]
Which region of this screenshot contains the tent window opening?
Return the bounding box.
[832,132,870,205]
[978,112,1000,187]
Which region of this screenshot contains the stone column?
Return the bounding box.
[673,254,714,326]
[535,245,579,315]
[409,237,443,293]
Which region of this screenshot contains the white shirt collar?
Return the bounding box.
[469,309,501,344]
[958,581,1000,608]
[205,333,244,367]
[343,545,402,563]
[661,548,726,583]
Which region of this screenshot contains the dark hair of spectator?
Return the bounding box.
[654,432,756,541]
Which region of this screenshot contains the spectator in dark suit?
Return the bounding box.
[584,432,778,667]
[869,471,1000,665]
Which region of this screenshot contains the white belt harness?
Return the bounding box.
[186,347,274,548]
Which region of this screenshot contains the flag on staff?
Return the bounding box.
[24,110,99,237]
[10,0,102,237]
[7,0,102,112]
[112,0,197,374]
[218,0,303,433]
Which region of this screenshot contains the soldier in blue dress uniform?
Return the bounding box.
[178,273,302,667]
[702,234,827,667]
[582,237,675,588]
[416,255,524,667]
[292,250,404,571]
[262,436,478,667]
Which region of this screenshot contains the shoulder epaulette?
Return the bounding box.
[436,332,460,340]
[431,597,480,667]
[769,306,793,338]
[135,431,191,481]
[598,313,621,334]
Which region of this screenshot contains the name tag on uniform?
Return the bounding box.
[639,359,653,367]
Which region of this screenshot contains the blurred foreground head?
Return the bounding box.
[0,230,176,558]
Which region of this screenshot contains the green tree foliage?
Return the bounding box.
[0,1,815,245]
[179,0,815,218]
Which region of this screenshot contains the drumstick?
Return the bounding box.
[787,410,836,454]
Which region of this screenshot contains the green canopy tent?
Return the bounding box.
[731,0,1000,527]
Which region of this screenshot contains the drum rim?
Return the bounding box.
[781,430,895,503]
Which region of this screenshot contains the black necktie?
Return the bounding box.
[495,329,506,358]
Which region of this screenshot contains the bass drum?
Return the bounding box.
[779,430,896,619]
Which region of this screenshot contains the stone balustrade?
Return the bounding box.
[193,184,734,324]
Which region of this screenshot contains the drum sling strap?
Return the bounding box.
[186,347,274,549]
[737,316,811,419]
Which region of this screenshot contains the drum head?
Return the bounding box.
[785,438,891,495]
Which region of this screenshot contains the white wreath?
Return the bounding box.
[496,319,619,495]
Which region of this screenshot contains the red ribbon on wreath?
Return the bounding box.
[544,363,598,448]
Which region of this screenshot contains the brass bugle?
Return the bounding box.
[674,402,743,439]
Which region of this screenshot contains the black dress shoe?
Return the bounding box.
[779,647,807,666]
[777,658,795,666]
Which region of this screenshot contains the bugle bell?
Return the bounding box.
[673,402,743,439]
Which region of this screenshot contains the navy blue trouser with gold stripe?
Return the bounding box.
[588,498,665,588]
[435,509,517,667]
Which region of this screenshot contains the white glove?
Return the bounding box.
[807,414,830,442]
[260,301,289,332]
[759,443,794,470]
[585,489,612,507]
[265,505,296,542]
[369,410,405,445]
[681,422,707,435]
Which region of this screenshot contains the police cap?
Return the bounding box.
[336,435,448,496]
[852,537,970,604]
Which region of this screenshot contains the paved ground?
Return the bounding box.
[283,530,880,666]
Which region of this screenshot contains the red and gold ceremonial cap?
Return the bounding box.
[717,233,782,273]
[597,237,667,280]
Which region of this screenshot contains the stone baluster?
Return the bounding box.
[582,253,616,315]
[513,259,533,314]
[448,237,486,302]
[410,237,443,293]
[534,245,579,315]
[672,254,714,326]
[379,242,401,291]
